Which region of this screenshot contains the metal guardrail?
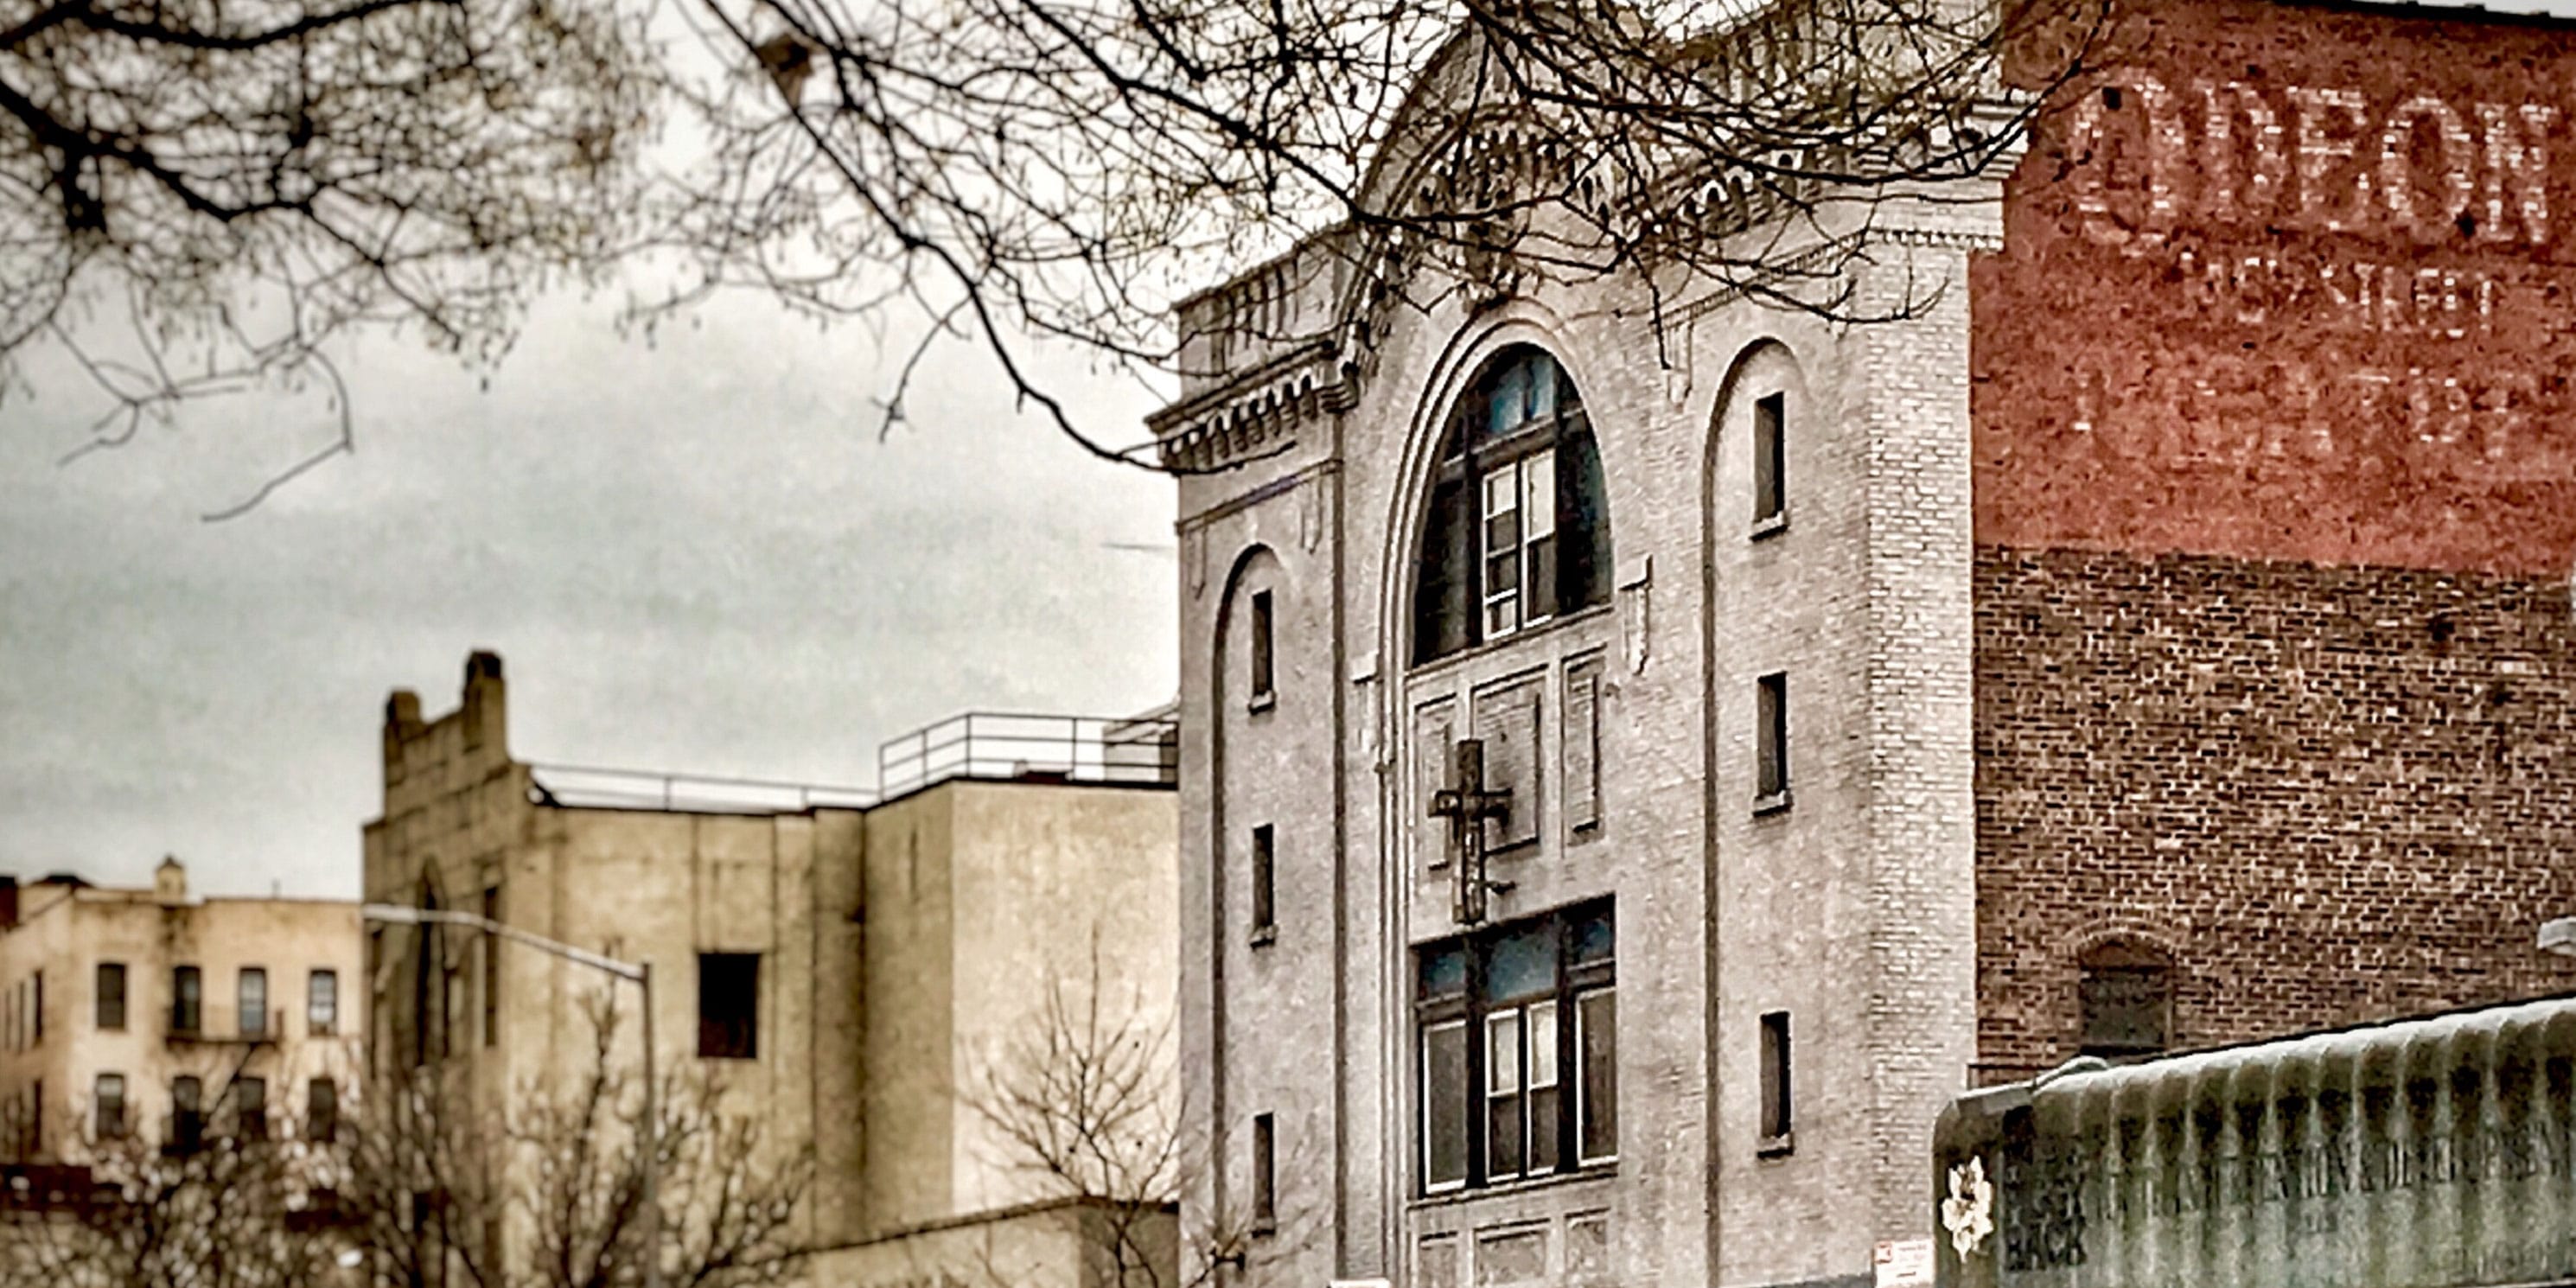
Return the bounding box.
[525,711,1176,814]
[878,711,1179,798]
[528,764,880,813]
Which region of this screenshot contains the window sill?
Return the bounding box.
[1757,1132,1795,1159]
[1249,925,1278,949]
[1750,512,1790,540]
[1753,790,1793,817]
[1409,1164,1616,1212]
[1247,692,1277,715]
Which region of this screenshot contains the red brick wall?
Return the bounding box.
[1972,0,2576,1074]
[1973,548,2576,1075]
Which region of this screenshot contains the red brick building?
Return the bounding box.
[1973,0,2576,1079]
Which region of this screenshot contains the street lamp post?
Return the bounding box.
[360,904,660,1288]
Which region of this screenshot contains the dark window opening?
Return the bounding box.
[1251,825,1276,940]
[1753,392,1787,527]
[481,886,501,1048]
[93,1074,124,1140]
[1756,673,1790,807]
[171,966,201,1035]
[1252,1112,1277,1234]
[96,963,124,1031]
[1249,590,1276,705]
[1416,900,1616,1192]
[698,953,760,1060]
[2079,943,2173,1059]
[308,1078,338,1144]
[1758,1011,1793,1148]
[1412,348,1614,666]
[234,1076,267,1141]
[172,1077,203,1154]
[31,970,41,1043]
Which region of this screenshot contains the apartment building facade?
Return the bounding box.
[1157,3,2576,1287]
[0,860,361,1165]
[364,654,1179,1287]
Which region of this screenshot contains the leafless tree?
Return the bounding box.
[0,999,813,1288]
[7,0,2116,488]
[962,953,1313,1288]
[338,993,816,1288]
[0,1086,354,1288]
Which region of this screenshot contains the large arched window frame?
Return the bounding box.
[1412,346,1613,666]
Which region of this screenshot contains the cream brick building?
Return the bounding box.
[0,860,362,1165]
[364,654,1179,1287]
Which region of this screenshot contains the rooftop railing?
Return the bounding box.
[878,711,1179,798]
[527,764,880,813]
[524,708,1178,815]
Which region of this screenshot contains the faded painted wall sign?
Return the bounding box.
[1973,0,2576,576]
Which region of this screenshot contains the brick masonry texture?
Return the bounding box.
[1973,546,2576,1078]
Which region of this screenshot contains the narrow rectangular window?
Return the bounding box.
[239,967,268,1038]
[1250,825,1276,939]
[309,970,338,1036]
[1756,672,1790,806]
[308,1078,338,1143]
[1481,464,1522,639]
[173,1077,203,1154]
[1758,1011,1794,1147]
[1251,1112,1278,1234]
[31,970,41,1042]
[1753,392,1786,527]
[96,963,126,1030]
[1522,451,1559,624]
[482,886,501,1048]
[92,1074,124,1140]
[235,1076,267,1140]
[25,1080,35,1156]
[1528,1004,1561,1173]
[1421,1018,1469,1190]
[1575,987,1617,1165]
[1249,590,1276,705]
[171,966,201,1035]
[1485,1009,1525,1179]
[697,953,760,1060]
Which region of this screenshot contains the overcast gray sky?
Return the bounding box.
[0,289,1178,898]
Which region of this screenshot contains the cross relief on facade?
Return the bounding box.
[1428,737,1514,926]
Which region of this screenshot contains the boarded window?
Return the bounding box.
[1415,699,1457,870]
[698,953,760,1060]
[1473,679,1542,851]
[1562,660,1602,837]
[2079,946,2172,1058]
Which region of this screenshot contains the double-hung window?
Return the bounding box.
[1417,900,1616,1193]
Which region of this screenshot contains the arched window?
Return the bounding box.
[1412,347,1613,665]
[2077,940,2173,1060]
